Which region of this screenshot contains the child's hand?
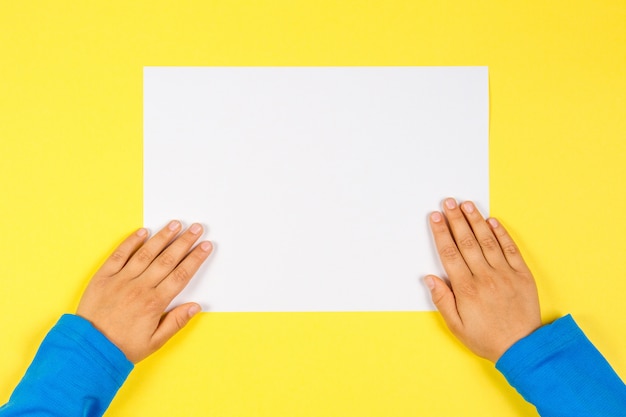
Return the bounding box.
[76,221,213,363]
[425,199,541,363]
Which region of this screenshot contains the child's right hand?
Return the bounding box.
[425,199,542,362]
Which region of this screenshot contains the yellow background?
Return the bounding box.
[1,1,625,415]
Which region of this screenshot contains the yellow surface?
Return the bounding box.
[1,1,625,415]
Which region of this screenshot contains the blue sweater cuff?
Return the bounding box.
[55,314,134,385]
[0,314,133,417]
[496,314,626,417]
[496,314,580,379]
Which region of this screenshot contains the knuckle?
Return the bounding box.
[174,314,187,330]
[125,286,145,302]
[144,295,162,311]
[455,280,478,297]
[123,286,163,312]
[431,290,448,306]
[457,235,477,249]
[135,247,154,263]
[502,242,520,256]
[171,266,190,283]
[139,290,162,311]
[478,236,499,250]
[88,276,112,294]
[438,244,461,262]
[157,252,177,268]
[109,249,127,264]
[482,277,498,292]
[519,271,535,283]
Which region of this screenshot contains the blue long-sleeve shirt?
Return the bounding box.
[1,314,625,416]
[0,315,133,416]
[496,314,626,416]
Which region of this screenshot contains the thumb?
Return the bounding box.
[424,275,461,331]
[152,303,202,349]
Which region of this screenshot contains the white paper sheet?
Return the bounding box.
[144,67,489,312]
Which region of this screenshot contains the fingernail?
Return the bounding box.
[444,198,457,209]
[431,212,443,223]
[136,228,148,237]
[462,201,475,213]
[190,223,202,235]
[424,276,435,290]
[487,218,499,228]
[188,304,202,317]
[200,241,212,252]
[168,220,180,231]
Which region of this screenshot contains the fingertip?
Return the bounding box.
[167,220,181,232]
[152,303,199,348]
[199,241,213,253]
[188,303,202,317]
[424,275,436,290]
[426,277,461,330]
[487,217,499,228]
[430,211,443,223]
[444,197,457,210]
[189,223,203,235]
[461,201,475,214]
[136,228,148,238]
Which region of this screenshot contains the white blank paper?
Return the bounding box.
[144,67,489,312]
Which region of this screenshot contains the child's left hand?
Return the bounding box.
[76,221,213,363]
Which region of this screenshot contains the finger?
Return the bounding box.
[156,241,213,300]
[487,218,530,272]
[425,275,463,331]
[123,220,182,277]
[459,201,509,269]
[429,211,472,280]
[98,228,149,276]
[142,223,204,286]
[151,303,202,352]
[442,198,490,273]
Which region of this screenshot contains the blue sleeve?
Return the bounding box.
[0,314,134,417]
[496,314,626,417]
